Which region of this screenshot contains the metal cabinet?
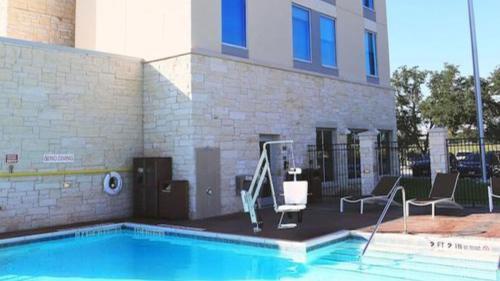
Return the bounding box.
[133,157,173,218]
[158,181,189,220]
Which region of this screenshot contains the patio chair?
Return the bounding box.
[340,176,401,214]
[276,180,308,229]
[488,177,500,213]
[406,172,461,218]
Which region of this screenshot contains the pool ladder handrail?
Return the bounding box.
[362,186,407,256]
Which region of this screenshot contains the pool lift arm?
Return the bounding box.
[241,140,297,233]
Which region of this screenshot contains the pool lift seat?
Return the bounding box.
[241,140,308,233]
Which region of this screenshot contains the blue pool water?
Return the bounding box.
[0,230,498,281]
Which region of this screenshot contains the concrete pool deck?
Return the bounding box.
[0,202,498,242]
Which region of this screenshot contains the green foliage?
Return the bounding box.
[392,64,500,141]
[392,66,429,152]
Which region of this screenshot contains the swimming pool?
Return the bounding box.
[0,226,498,281]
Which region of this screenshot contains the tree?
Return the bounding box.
[422,64,500,139]
[485,67,500,139]
[392,66,429,152]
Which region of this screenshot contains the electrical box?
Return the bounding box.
[235,175,253,196]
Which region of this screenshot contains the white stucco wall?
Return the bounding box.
[0,38,144,232]
[76,0,390,87]
[75,0,191,61]
[0,0,7,37]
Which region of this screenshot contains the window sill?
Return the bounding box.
[366,75,380,84]
[221,44,249,59]
[294,60,339,77]
[363,7,376,21]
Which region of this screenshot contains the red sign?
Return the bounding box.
[5,154,18,164]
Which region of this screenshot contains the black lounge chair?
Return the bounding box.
[406,172,461,218]
[488,177,500,212]
[340,176,401,214]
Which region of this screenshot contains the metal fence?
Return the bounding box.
[447,138,500,206]
[307,144,361,199]
[377,142,432,201]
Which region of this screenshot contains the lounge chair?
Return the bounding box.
[488,177,500,213]
[277,180,308,229]
[340,176,401,214]
[406,172,461,218]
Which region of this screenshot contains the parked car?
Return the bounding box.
[410,153,458,177]
[456,152,473,161]
[457,152,500,178]
[410,154,431,177]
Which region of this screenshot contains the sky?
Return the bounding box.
[387,0,500,77]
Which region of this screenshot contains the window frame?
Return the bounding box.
[362,0,375,11]
[319,14,337,69]
[221,0,248,49]
[292,4,313,63]
[365,30,379,78]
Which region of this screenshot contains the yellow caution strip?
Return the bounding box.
[0,168,132,179]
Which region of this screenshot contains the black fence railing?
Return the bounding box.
[447,138,500,206]
[376,142,432,201]
[307,144,361,199]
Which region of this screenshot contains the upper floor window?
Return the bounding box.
[292,5,311,62]
[222,0,246,48]
[319,16,337,68]
[363,0,374,10]
[365,31,378,77]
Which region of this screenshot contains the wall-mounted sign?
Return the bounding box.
[43,153,75,163]
[5,154,18,164]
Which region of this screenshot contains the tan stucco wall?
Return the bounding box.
[192,0,391,86]
[75,0,191,61]
[76,0,390,86]
[0,38,144,232]
[3,0,75,46]
[0,0,7,37]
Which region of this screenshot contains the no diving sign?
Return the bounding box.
[43,153,75,163]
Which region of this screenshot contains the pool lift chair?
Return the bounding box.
[241,140,309,233]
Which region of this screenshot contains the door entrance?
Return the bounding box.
[258,134,281,207]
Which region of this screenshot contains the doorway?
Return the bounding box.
[258,134,281,207]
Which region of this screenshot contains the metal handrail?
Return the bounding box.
[362,186,407,256]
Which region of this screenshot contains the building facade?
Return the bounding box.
[0,0,396,230]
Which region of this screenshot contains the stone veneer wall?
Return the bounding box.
[143,56,197,215]
[0,38,143,232]
[190,54,396,215]
[4,0,75,46]
[143,53,396,218]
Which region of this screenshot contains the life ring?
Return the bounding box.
[103,172,123,196]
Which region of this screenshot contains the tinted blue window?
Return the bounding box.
[365,31,378,76]
[320,16,336,68]
[222,0,246,47]
[363,0,374,9]
[292,6,311,61]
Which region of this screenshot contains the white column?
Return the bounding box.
[359,130,379,195]
[429,127,449,182]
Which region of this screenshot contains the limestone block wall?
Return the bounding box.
[190,54,397,215]
[142,56,198,216]
[4,0,76,46]
[0,38,143,232]
[143,52,396,219]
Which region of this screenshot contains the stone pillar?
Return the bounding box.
[429,127,449,182]
[334,130,349,186]
[359,130,379,195]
